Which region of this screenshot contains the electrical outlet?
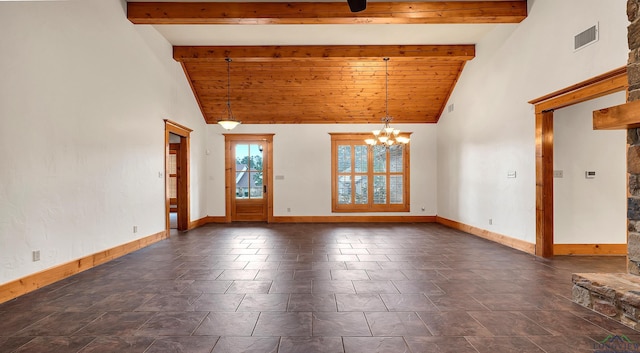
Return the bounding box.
[489,219,493,225]
[133,226,138,233]
[32,250,40,262]
[287,208,291,213]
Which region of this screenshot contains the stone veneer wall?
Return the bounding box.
[629,0,640,275]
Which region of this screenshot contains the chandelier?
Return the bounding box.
[365,58,410,147]
[217,58,241,130]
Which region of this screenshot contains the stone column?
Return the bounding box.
[628,0,640,274]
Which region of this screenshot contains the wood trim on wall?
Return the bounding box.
[528,67,628,257]
[436,216,535,254]
[553,243,627,256]
[0,231,168,304]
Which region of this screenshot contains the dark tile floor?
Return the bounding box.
[0,223,634,353]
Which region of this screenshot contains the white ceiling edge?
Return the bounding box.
[155,23,498,46]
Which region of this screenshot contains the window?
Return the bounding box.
[331,133,410,212]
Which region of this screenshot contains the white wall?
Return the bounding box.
[553,92,627,244]
[0,0,207,284]
[437,0,628,244]
[206,123,437,217]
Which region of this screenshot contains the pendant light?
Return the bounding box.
[217,58,241,130]
[365,57,409,147]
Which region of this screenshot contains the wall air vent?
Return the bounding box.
[574,24,599,51]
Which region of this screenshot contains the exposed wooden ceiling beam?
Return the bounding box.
[173,45,476,62]
[127,1,527,25]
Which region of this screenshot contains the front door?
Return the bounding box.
[225,134,273,222]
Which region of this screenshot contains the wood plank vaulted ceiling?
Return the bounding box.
[127,1,527,124]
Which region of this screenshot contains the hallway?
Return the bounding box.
[0,223,633,352]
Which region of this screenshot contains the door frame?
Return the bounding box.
[224,134,274,222]
[165,119,192,231]
[528,67,627,257]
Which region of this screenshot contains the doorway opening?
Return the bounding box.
[165,120,192,232]
[529,67,627,257]
[224,134,274,222]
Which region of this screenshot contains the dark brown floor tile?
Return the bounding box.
[253,312,312,336]
[75,312,154,336]
[377,261,413,270]
[0,337,34,352]
[357,255,390,262]
[521,310,612,337]
[217,270,259,281]
[404,336,479,353]
[465,336,545,353]
[288,293,337,311]
[16,312,102,336]
[12,336,95,353]
[77,336,155,353]
[331,270,370,280]
[293,270,332,280]
[345,262,382,270]
[179,269,225,280]
[365,312,431,336]
[427,293,489,311]
[392,280,444,295]
[343,336,409,353]
[468,311,552,336]
[137,311,208,336]
[417,311,492,336]
[134,294,199,312]
[353,280,399,294]
[336,293,387,312]
[570,307,640,336]
[380,293,437,311]
[312,280,356,294]
[244,262,280,270]
[237,294,289,311]
[471,293,540,311]
[0,311,51,336]
[0,223,632,353]
[312,312,371,336]
[145,336,219,353]
[193,293,245,311]
[225,281,272,294]
[365,270,408,281]
[194,312,260,336]
[278,336,344,353]
[328,255,360,262]
[255,270,294,281]
[527,335,600,353]
[269,280,312,294]
[312,262,347,270]
[182,280,233,294]
[212,336,279,353]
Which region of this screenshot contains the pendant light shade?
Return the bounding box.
[217,58,241,130]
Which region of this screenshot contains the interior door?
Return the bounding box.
[227,137,272,221]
